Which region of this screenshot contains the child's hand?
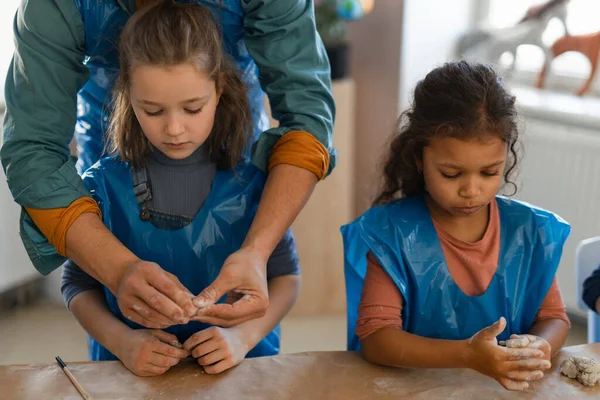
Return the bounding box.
[183,326,249,374]
[501,334,552,362]
[117,329,189,377]
[466,317,551,391]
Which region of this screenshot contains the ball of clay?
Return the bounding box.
[560,357,600,387]
[578,370,600,387]
[574,358,600,374]
[560,358,578,379]
[575,358,600,387]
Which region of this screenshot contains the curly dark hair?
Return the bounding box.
[374,60,521,206]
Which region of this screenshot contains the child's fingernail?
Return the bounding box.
[528,372,543,381]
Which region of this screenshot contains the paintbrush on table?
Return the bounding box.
[55,356,91,400]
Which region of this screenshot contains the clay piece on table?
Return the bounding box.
[560,357,600,387]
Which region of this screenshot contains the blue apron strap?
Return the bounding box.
[131,167,152,221]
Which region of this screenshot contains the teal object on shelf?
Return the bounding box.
[336,0,373,21]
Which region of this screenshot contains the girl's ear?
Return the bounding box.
[216,85,223,103]
[215,75,224,103]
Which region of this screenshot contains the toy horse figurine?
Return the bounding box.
[537,32,600,96]
[455,0,569,78]
[519,0,569,28]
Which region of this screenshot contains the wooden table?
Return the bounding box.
[2,345,600,399]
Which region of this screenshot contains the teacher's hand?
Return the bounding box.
[117,260,198,328]
[191,248,269,327]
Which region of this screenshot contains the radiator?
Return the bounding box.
[516,116,600,318]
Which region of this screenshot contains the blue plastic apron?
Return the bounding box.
[82,156,279,360]
[342,196,570,351]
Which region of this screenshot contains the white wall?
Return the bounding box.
[0,3,43,294]
[0,167,38,293]
[399,0,474,110]
[0,2,20,103]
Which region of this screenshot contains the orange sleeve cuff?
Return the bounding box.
[267,131,330,180]
[355,253,404,340]
[25,197,102,257]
